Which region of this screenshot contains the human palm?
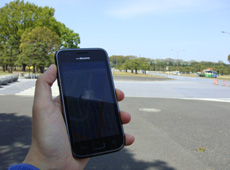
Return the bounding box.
[23,64,134,170]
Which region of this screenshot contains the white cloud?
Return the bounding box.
[107,0,224,18]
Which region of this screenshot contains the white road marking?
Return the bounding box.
[139,108,161,112]
[182,98,230,103]
[15,81,59,97]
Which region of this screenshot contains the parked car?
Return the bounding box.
[197,69,217,78]
[204,70,217,78]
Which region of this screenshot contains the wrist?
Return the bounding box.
[23,149,58,170]
[23,148,76,170]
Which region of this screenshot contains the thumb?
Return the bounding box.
[34,64,57,105]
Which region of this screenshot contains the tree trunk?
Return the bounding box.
[33,64,36,73]
[22,64,26,71]
[8,65,13,73]
[3,65,6,72]
[39,66,44,73]
[9,65,13,73]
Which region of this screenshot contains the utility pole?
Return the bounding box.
[171,49,185,72]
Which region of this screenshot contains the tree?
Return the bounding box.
[1,37,19,73]
[141,61,150,73]
[109,55,137,69]
[0,0,80,71]
[113,55,230,75]
[155,59,165,71]
[56,22,80,48]
[129,58,144,74]
[191,61,202,72]
[19,27,60,73]
[0,0,24,72]
[109,55,125,68]
[120,59,133,72]
[228,54,230,63]
[138,57,150,73]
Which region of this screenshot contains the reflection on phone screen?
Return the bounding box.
[60,61,119,142]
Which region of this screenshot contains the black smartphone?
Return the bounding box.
[55,48,125,158]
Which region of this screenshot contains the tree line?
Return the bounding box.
[0,0,80,73]
[109,55,230,75]
[1,1,229,75]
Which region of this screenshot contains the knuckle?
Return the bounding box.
[35,76,43,86]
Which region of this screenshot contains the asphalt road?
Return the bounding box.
[1,95,230,170]
[0,74,230,170]
[114,74,230,101]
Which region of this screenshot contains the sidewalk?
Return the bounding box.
[0,79,36,95]
[0,79,59,97]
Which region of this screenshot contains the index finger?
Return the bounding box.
[116,89,125,101]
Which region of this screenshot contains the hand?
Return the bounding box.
[23,64,135,170]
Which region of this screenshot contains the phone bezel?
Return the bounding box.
[55,48,125,158]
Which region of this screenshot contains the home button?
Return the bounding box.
[93,141,106,150]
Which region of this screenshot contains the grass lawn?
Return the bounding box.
[0,70,42,77]
[113,71,166,78]
[0,71,11,76]
[217,75,230,81]
[179,73,230,80]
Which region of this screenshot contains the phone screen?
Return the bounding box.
[56,49,124,158]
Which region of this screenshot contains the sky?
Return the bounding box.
[1,0,230,63]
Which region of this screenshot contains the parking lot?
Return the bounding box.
[0,75,230,170]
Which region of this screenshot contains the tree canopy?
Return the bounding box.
[0,0,80,72]
[19,27,60,73]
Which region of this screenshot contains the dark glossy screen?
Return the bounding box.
[59,58,120,143]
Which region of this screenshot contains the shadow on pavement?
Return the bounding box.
[0,96,177,170]
[0,112,175,170]
[86,148,176,170]
[0,112,32,170]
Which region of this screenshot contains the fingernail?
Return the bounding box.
[46,64,54,71]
